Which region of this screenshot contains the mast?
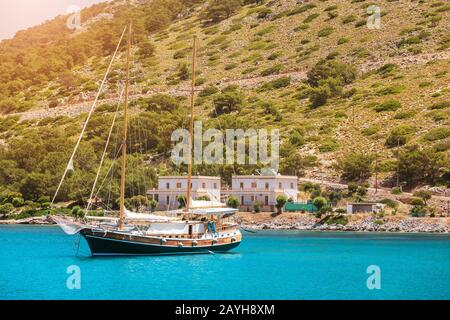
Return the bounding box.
[119,21,132,230]
[186,35,197,211]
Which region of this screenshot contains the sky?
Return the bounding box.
[0,0,111,40]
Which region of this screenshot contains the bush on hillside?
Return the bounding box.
[213,91,244,116]
[338,152,374,182]
[204,0,242,23]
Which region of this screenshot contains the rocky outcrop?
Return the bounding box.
[239,213,449,233]
[0,216,55,225]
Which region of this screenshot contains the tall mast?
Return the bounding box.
[119,21,132,230]
[186,35,197,211]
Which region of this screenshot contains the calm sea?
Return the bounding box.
[0,225,449,300]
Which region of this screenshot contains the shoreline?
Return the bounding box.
[1,213,449,234]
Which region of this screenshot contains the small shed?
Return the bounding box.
[347,202,384,214]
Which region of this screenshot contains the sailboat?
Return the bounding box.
[52,22,242,256]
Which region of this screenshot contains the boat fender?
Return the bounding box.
[192,240,198,246]
[178,242,183,247]
[212,239,218,244]
[231,237,237,242]
[161,238,167,244]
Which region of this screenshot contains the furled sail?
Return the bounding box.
[189,199,225,209]
[124,209,177,222]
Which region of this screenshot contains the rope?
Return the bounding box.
[86,87,124,211]
[51,25,128,205]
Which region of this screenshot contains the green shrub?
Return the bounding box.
[337,37,349,45]
[391,187,402,195]
[253,201,261,213]
[313,197,328,211]
[342,15,357,24]
[380,198,398,209]
[256,25,277,36]
[307,59,357,87]
[385,125,415,147]
[12,197,24,208]
[213,91,244,116]
[205,0,242,23]
[355,20,366,28]
[225,63,238,70]
[294,24,310,32]
[429,101,450,110]
[338,152,374,182]
[287,3,316,16]
[176,195,187,208]
[374,100,401,112]
[413,190,432,205]
[423,127,450,141]
[375,63,398,76]
[0,203,15,217]
[260,64,283,76]
[227,196,240,208]
[257,8,272,19]
[199,85,219,97]
[304,13,320,23]
[319,138,338,153]
[144,94,180,112]
[361,125,380,136]
[318,27,334,37]
[275,195,288,214]
[376,85,405,96]
[398,145,445,187]
[393,110,416,119]
[324,5,338,11]
[267,51,282,60]
[258,76,291,91]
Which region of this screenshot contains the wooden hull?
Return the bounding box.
[80,229,242,256]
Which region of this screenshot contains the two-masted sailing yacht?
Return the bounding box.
[52,22,242,256]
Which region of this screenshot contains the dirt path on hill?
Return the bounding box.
[4,50,450,122]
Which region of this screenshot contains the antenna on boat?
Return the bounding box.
[186,35,197,211]
[118,21,132,230]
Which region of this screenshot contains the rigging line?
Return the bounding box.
[51,25,128,206]
[86,87,125,212]
[130,33,148,203]
[93,146,123,204]
[106,120,121,210]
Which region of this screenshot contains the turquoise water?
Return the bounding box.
[0,225,449,300]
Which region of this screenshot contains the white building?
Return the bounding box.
[222,175,298,212]
[147,176,221,210]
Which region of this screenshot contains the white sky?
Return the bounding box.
[0,0,111,40]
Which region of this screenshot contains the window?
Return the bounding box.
[202,182,206,188]
[251,182,257,188]
[240,182,244,189]
[279,182,282,189]
[250,196,254,202]
[241,196,244,204]
[166,196,170,205]
[176,182,182,189]
[265,182,269,190]
[214,183,217,189]
[166,182,170,189]
[290,182,294,189]
[265,196,269,206]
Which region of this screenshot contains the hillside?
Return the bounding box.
[0,0,449,211]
